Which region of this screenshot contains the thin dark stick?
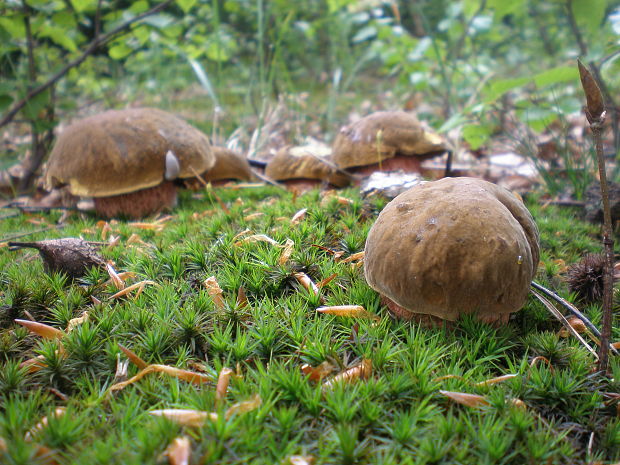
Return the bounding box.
[0,226,61,243]
[0,0,174,128]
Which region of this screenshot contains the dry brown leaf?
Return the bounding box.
[316,305,380,321]
[20,355,47,373]
[66,311,89,332]
[149,409,217,427]
[118,344,148,369]
[289,455,315,465]
[301,361,335,382]
[294,272,319,295]
[107,235,121,248]
[474,374,517,387]
[440,390,489,408]
[232,228,252,242]
[234,234,279,247]
[106,263,125,290]
[110,280,157,300]
[225,394,262,419]
[612,341,620,350]
[91,295,102,305]
[15,319,65,340]
[236,286,248,309]
[244,212,265,221]
[278,239,294,265]
[291,208,308,224]
[558,316,587,337]
[204,276,225,310]
[323,359,372,390]
[164,436,191,465]
[317,273,337,289]
[109,364,212,392]
[100,222,112,241]
[25,407,66,442]
[578,60,605,123]
[216,367,234,404]
[128,221,165,232]
[339,251,365,264]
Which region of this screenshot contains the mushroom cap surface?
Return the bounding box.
[265,144,350,187]
[332,111,447,169]
[45,108,214,197]
[203,147,254,182]
[364,177,540,321]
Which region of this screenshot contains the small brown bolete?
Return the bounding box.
[364,177,540,326]
[332,111,447,178]
[265,144,350,191]
[45,108,214,218]
[186,147,254,188]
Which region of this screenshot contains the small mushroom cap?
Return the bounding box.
[364,177,540,321]
[265,144,350,187]
[203,147,254,182]
[45,108,215,197]
[332,111,447,169]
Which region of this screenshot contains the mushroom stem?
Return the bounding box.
[93,181,177,219]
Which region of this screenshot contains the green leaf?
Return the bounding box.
[0,94,13,112]
[38,24,78,52]
[177,0,198,13]
[21,89,50,121]
[533,66,579,87]
[462,124,491,150]
[0,16,26,39]
[572,0,606,36]
[484,76,529,103]
[108,43,133,60]
[487,0,524,19]
[71,0,98,13]
[518,107,557,132]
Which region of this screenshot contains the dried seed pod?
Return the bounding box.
[8,238,106,278]
[566,253,613,303]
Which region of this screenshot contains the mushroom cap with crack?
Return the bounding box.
[364,177,540,322]
[332,111,447,169]
[265,144,350,187]
[45,108,215,197]
[202,147,254,182]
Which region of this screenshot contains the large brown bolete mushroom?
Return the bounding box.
[332,111,447,178]
[265,144,350,191]
[45,108,214,218]
[364,177,540,326]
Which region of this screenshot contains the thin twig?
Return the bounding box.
[0,225,62,243]
[0,0,174,128]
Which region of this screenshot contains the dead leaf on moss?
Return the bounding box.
[558,316,587,337]
[301,361,335,382]
[20,355,48,373]
[234,234,279,247]
[340,251,364,263]
[433,374,465,383]
[216,367,234,404]
[530,356,553,370]
[323,359,372,390]
[25,407,66,442]
[204,276,225,310]
[150,409,217,427]
[289,455,315,465]
[474,374,517,387]
[232,229,252,241]
[106,263,124,290]
[244,212,265,221]
[316,305,380,321]
[236,286,248,309]
[440,390,489,408]
[278,239,294,265]
[110,280,158,300]
[317,274,337,289]
[291,208,308,224]
[226,394,262,419]
[15,319,65,340]
[294,272,319,295]
[109,364,212,392]
[164,436,191,465]
[118,344,148,369]
[66,312,89,332]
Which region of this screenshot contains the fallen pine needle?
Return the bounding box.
[294,272,319,295]
[216,367,234,404]
[323,359,372,390]
[316,305,380,321]
[118,344,148,369]
[440,391,489,408]
[110,280,158,300]
[474,374,517,387]
[150,409,217,427]
[15,319,65,340]
[109,365,212,392]
[340,251,364,263]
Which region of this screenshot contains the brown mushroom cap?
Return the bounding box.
[202,147,254,182]
[265,144,350,187]
[364,177,540,322]
[45,108,214,197]
[332,111,447,169]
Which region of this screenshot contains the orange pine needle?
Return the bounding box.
[322,359,372,390]
[109,364,212,392]
[106,263,125,290]
[474,374,517,387]
[118,344,148,369]
[316,305,379,321]
[440,390,489,408]
[110,280,157,299]
[149,409,217,427]
[340,251,365,263]
[294,272,319,295]
[215,367,234,404]
[14,319,65,340]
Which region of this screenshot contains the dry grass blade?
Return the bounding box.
[110,280,158,300]
[474,374,517,387]
[316,305,380,321]
[339,251,365,263]
[433,374,465,383]
[164,436,191,465]
[440,390,489,408]
[15,319,65,340]
[118,343,148,369]
[301,361,335,382]
[109,364,212,392]
[278,238,294,265]
[106,263,125,290]
[530,356,553,370]
[291,208,307,224]
[232,228,252,241]
[149,409,217,427]
[578,59,605,122]
[25,407,66,441]
[317,273,337,289]
[225,393,262,419]
[294,272,319,295]
[323,359,372,390]
[234,234,279,247]
[531,289,598,359]
[244,212,265,221]
[216,367,234,404]
[66,311,89,332]
[204,276,225,310]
